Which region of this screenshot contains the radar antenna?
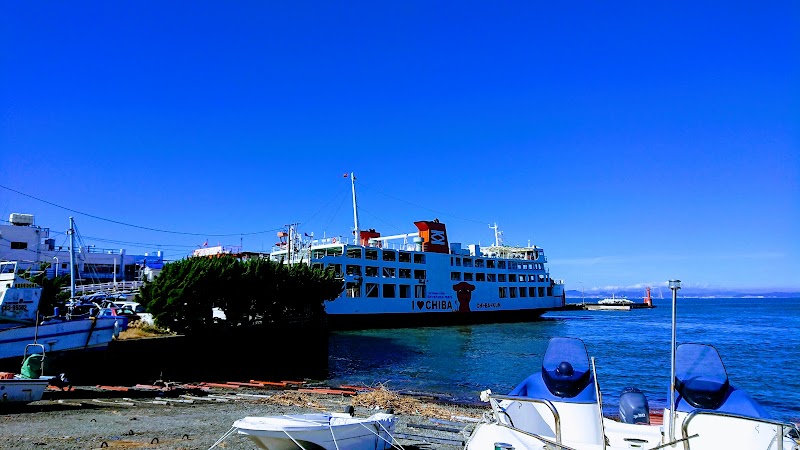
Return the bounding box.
[489,223,503,247]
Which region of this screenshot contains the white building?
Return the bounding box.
[0,213,163,282]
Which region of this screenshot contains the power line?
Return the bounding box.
[358,206,404,235]
[0,183,282,237]
[358,180,487,225]
[81,235,200,249]
[301,190,348,230]
[323,191,348,233]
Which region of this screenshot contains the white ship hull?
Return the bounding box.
[0,318,118,361]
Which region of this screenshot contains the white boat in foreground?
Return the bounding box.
[467,283,800,450]
[0,344,53,405]
[0,376,49,404]
[210,412,397,450]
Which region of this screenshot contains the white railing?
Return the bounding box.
[62,280,144,295]
[680,410,800,450]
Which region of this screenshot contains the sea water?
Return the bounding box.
[327,297,800,421]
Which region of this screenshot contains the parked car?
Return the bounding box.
[114,301,154,325]
[96,308,130,331]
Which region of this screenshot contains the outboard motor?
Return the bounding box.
[619,387,650,424]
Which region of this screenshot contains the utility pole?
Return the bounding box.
[668,279,682,442]
[68,217,76,300]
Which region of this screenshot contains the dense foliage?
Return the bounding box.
[136,256,343,334]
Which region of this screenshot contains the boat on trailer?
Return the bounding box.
[210,411,397,450]
[268,173,566,329]
[466,285,800,450]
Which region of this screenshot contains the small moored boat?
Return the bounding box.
[597,294,632,305]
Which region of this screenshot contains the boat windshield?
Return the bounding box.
[0,262,15,275]
[541,337,592,398]
[675,343,729,409]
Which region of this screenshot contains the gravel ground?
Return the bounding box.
[0,388,487,450]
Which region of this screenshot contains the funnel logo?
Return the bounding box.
[452,282,476,312]
[431,230,446,245]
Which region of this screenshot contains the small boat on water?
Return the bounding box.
[597,293,633,305]
[210,411,397,450]
[466,283,800,450]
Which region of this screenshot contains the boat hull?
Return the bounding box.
[0,378,50,404]
[0,318,118,361]
[326,308,548,330]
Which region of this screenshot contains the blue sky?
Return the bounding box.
[1,2,798,291]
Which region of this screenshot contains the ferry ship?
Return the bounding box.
[269,174,565,329]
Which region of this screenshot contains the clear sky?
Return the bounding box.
[1,2,798,291]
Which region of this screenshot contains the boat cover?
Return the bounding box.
[20,353,47,379]
[234,413,395,431]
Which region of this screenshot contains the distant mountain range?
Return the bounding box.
[566,288,800,299]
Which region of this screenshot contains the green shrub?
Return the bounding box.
[137,256,342,334]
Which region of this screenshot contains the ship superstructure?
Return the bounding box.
[268,174,565,329]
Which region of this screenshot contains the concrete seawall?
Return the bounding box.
[32,325,329,385]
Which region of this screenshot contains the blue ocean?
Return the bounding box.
[327,297,800,421]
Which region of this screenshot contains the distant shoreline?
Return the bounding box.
[566,295,800,299]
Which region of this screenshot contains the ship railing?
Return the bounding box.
[366,242,417,251]
[62,280,144,295]
[308,237,348,247]
[680,409,799,450]
[487,394,565,448]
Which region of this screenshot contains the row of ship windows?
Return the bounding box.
[318,264,550,283]
[451,257,544,271]
[316,264,427,279]
[500,286,554,298]
[311,247,543,270]
[342,284,554,299]
[451,272,549,283]
[314,248,427,263]
[344,283,426,298]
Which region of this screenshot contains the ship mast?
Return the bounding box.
[350,172,359,245]
[489,223,503,247]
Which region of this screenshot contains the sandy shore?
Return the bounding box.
[0,386,486,450]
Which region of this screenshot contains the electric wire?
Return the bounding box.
[358,207,404,235]
[300,190,348,230]
[358,180,487,225]
[0,184,282,237]
[80,235,199,250]
[323,191,348,235]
